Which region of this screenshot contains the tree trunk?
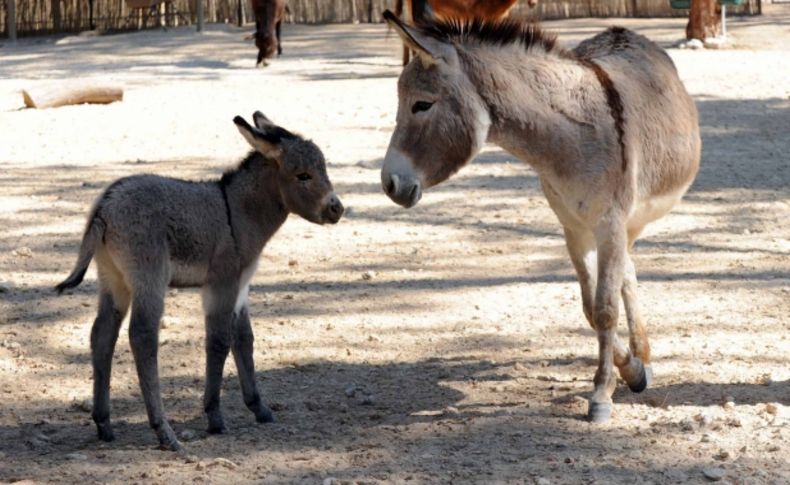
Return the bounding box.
[686,0,720,40]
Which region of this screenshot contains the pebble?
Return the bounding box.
[361,270,376,281]
[702,467,726,481]
[12,247,33,257]
[0,281,11,293]
[765,403,778,415]
[344,384,357,398]
[212,457,238,469]
[360,395,375,406]
[701,433,713,443]
[179,429,196,441]
[71,399,92,413]
[288,259,298,267]
[304,400,321,411]
[536,478,551,485]
[65,452,88,460]
[323,478,337,485]
[722,396,735,410]
[686,38,704,50]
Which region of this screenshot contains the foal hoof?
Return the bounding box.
[627,362,654,394]
[159,438,184,452]
[587,400,612,423]
[255,406,275,424]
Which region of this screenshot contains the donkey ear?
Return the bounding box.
[383,9,448,67]
[252,111,275,130]
[233,116,282,159]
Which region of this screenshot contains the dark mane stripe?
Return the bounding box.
[578,59,628,173]
[416,17,563,55]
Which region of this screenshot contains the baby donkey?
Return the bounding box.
[56,112,344,451]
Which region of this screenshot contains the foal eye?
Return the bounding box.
[296,173,312,181]
[411,101,434,114]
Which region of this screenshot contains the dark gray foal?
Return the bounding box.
[56,112,343,450]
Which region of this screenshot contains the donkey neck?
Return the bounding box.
[458,44,606,179]
[219,152,288,261]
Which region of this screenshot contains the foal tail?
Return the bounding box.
[55,215,106,294]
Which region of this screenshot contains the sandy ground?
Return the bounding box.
[0,6,789,485]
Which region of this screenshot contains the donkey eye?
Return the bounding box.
[296,173,312,181]
[411,101,434,114]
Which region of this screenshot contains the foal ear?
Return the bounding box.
[252,111,275,130]
[383,9,448,67]
[233,115,282,160]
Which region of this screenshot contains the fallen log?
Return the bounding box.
[22,84,124,109]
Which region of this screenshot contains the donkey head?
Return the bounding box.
[234,112,344,224]
[381,10,491,208]
[255,31,277,65]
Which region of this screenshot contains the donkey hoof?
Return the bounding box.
[628,362,654,393]
[587,400,612,423]
[159,438,184,452]
[255,407,275,424]
[96,422,115,442]
[207,424,228,435]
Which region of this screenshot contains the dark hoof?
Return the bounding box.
[96,422,115,442]
[627,362,653,393]
[255,406,275,424]
[207,424,228,435]
[159,439,184,452]
[587,400,612,423]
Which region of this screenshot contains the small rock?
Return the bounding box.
[0,281,11,293]
[725,416,742,428]
[288,259,298,267]
[179,429,196,441]
[704,36,728,49]
[323,478,337,485]
[71,399,92,413]
[722,396,735,410]
[765,403,778,415]
[702,467,726,481]
[679,418,695,431]
[701,433,713,443]
[196,461,207,471]
[536,478,551,485]
[212,457,238,469]
[360,395,374,406]
[304,400,321,411]
[713,449,730,461]
[160,316,180,329]
[344,384,357,398]
[361,270,376,281]
[686,38,704,50]
[65,452,88,460]
[12,247,33,258]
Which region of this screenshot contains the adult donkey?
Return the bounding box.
[381,11,700,422]
[250,0,285,67]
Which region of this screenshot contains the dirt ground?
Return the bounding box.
[0,5,788,485]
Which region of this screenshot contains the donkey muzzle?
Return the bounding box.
[382,172,422,208]
[322,194,344,224]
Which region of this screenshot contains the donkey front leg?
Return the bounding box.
[275,21,282,56]
[231,304,274,423]
[129,287,181,450]
[202,283,238,434]
[588,219,628,423]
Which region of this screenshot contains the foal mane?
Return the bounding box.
[416,16,567,56]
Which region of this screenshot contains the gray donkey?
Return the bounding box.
[381,12,700,422]
[56,112,343,451]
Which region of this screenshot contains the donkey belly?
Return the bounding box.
[627,185,689,233]
[169,260,209,288]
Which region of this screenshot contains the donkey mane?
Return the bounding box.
[416,16,566,56]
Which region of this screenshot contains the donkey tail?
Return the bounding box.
[55,216,106,294]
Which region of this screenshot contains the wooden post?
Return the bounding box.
[196,0,204,32]
[7,0,17,42]
[236,0,244,27]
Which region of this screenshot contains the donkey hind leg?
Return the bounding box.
[91,268,131,442]
[563,228,637,384]
[202,283,238,434]
[231,304,274,423]
[621,251,652,392]
[128,280,180,451]
[276,21,282,56]
[587,218,634,423]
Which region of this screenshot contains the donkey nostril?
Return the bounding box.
[385,178,396,195]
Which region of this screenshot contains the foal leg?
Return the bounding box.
[128,281,180,450]
[587,219,627,423]
[231,303,274,423]
[91,266,130,442]
[202,283,238,434]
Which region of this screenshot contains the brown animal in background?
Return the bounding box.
[381,11,700,422]
[394,0,524,65]
[250,0,286,67]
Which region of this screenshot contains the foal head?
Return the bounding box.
[234,112,344,224]
[381,10,491,208]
